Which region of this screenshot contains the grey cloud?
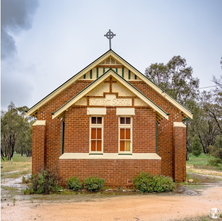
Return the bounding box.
[1,71,33,110]
[1,0,39,109]
[1,29,17,59]
[1,60,34,110]
[1,0,39,60]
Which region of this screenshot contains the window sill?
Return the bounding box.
[118,153,132,155]
[59,153,161,160]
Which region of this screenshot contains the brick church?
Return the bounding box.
[26,46,192,187]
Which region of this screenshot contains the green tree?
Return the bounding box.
[192,135,202,157]
[145,56,200,159]
[1,102,34,160]
[208,75,222,135]
[145,55,199,109]
[188,92,220,154]
[214,135,222,148]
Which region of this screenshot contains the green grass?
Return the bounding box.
[186,153,222,173]
[1,153,32,178]
[186,153,215,167]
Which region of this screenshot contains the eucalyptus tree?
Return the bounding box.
[145,55,199,109]
[1,102,34,160]
[145,56,200,159]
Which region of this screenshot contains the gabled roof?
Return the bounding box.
[26,49,193,119]
[51,68,169,121]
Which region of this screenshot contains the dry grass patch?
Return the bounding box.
[1,154,31,179]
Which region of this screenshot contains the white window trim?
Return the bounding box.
[89,116,104,154]
[118,116,133,154]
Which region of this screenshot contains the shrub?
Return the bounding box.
[212,149,222,160]
[66,176,82,191]
[24,169,62,194]
[83,176,105,191]
[22,176,30,184]
[208,158,222,167]
[207,145,216,154]
[192,135,202,157]
[133,172,175,193]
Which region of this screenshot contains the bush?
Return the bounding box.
[212,149,222,160]
[133,172,175,193]
[24,169,62,194]
[207,145,216,154]
[66,176,82,191]
[192,135,202,157]
[208,158,222,167]
[22,176,30,184]
[83,176,105,191]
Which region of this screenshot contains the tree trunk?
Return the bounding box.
[10,140,15,159]
[21,146,23,156]
[1,149,4,160]
[186,149,189,161]
[197,133,207,153]
[210,111,222,135]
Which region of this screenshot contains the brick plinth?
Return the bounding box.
[59,159,161,187]
[173,124,186,182]
[32,124,46,174]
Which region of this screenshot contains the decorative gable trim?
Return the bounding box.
[26,50,114,117]
[51,68,169,120]
[26,49,192,119]
[109,51,193,119]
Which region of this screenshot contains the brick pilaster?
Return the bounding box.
[173,122,186,182]
[32,120,46,174]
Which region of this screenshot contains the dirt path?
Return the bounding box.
[1,184,222,221]
[1,170,222,221]
[187,166,222,178]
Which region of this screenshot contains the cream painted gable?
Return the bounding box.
[87,81,109,96]
[52,69,167,120]
[73,76,146,107]
[112,81,134,96]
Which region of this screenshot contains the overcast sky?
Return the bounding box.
[1,0,222,110]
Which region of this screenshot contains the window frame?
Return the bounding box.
[89,116,104,154]
[118,116,133,154]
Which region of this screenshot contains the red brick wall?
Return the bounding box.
[36,80,93,173]
[32,124,46,174]
[133,108,156,153]
[59,159,161,187]
[33,79,187,183]
[104,108,118,153]
[130,81,184,179]
[64,107,89,153]
[173,126,186,182]
[63,106,156,153]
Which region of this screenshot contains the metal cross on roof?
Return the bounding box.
[104,29,116,50]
